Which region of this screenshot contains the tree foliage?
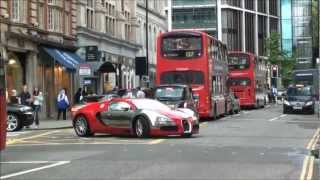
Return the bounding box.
[265,32,297,87]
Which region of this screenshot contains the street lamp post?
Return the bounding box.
[145,0,149,80]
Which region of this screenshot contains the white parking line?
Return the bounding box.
[268,114,287,122]
[0,161,70,179]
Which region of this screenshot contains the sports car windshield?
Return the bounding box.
[131,99,171,111]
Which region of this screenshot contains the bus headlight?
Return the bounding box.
[283,100,291,106]
[305,101,313,106]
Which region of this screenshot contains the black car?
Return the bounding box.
[154,84,198,113]
[283,86,316,114]
[7,104,34,131]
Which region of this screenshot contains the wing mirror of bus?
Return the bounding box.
[193,93,200,102]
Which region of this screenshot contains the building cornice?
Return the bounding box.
[76,26,142,51]
[6,31,78,51]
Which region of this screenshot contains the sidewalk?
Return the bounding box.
[28,118,73,130]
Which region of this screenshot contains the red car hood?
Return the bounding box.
[157,109,191,120]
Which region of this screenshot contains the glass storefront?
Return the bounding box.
[6,53,24,97]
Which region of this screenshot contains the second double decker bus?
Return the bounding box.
[227,51,267,108]
[156,31,229,119]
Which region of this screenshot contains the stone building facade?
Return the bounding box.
[0,0,81,118]
[136,0,167,87]
[76,0,141,94]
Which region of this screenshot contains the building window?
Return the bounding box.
[38,1,45,29]
[124,10,131,40]
[86,0,94,29]
[104,2,116,36]
[64,0,71,35]
[48,0,63,32]
[11,0,27,23]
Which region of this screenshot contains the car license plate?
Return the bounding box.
[293,106,302,110]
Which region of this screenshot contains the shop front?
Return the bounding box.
[39,47,82,118]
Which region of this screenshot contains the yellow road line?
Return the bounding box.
[200,122,208,127]
[300,156,310,180]
[6,130,60,145]
[148,139,165,145]
[307,156,315,180]
[306,128,320,149]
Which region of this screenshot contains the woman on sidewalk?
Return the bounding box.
[57,89,69,120]
[32,88,44,128]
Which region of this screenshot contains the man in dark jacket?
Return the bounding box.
[19,85,31,106]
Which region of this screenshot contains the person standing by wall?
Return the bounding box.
[74,88,82,104]
[32,88,43,128]
[57,89,69,120]
[19,85,32,106]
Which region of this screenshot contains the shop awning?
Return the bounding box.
[42,47,83,70]
[98,62,116,73]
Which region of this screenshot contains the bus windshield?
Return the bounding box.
[228,55,250,70]
[287,87,312,96]
[160,71,204,85]
[162,36,202,58]
[227,78,251,86]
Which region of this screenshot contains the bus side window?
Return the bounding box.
[212,76,216,97]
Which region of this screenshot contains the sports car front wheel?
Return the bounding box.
[134,117,150,138]
[74,116,93,137]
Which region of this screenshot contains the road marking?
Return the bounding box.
[268,114,287,122]
[0,161,70,179]
[148,139,165,145]
[6,130,60,145]
[200,122,208,127]
[306,128,320,150]
[307,156,315,180]
[299,156,315,180]
[300,156,310,180]
[7,131,32,137]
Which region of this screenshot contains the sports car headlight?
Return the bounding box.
[155,116,175,126]
[305,101,313,106]
[283,100,291,106]
[20,106,32,112]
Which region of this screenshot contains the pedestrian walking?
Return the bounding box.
[19,85,32,106]
[74,88,82,104]
[32,88,44,128]
[57,89,69,120]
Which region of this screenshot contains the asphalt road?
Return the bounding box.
[1,104,319,180]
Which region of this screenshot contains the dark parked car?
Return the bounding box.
[7,104,34,131]
[283,85,316,114]
[154,84,198,113]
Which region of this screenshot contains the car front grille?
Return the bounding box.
[160,126,178,131]
[182,119,190,132]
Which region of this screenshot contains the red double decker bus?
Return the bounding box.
[227,51,267,108]
[156,31,229,119]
